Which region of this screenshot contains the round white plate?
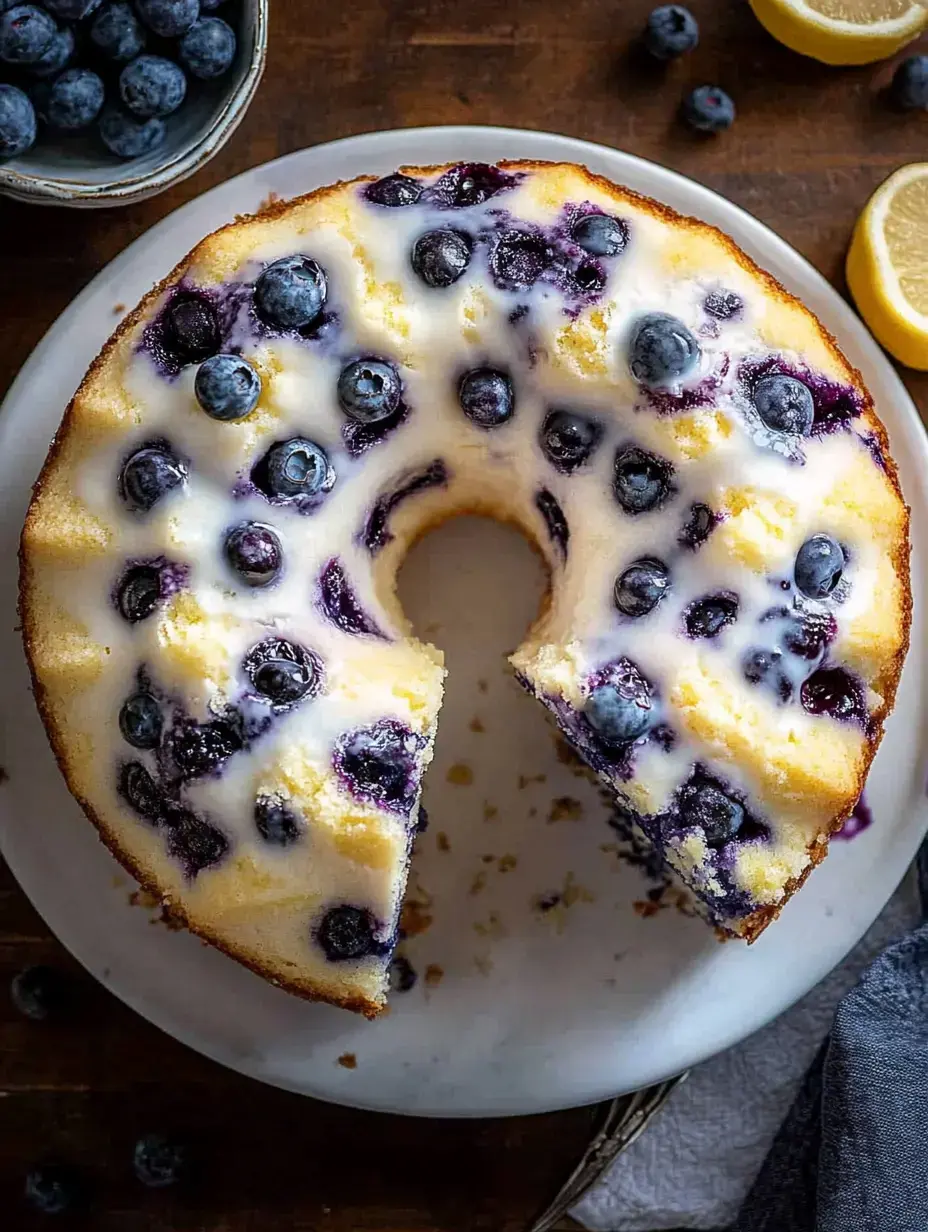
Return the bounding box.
[1,127,926,1118]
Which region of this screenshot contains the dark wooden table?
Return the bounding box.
[2,2,926,1228]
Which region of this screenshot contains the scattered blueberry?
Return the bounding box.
[134,0,197,38]
[195,353,261,420]
[678,502,716,549]
[31,25,75,78]
[46,67,105,131]
[681,85,736,133]
[119,54,186,118]
[490,229,551,291]
[677,776,745,845]
[170,715,243,779]
[801,667,866,723]
[133,1134,188,1188]
[458,367,514,428]
[0,83,35,158]
[98,103,165,157]
[571,212,628,257]
[255,437,335,502]
[614,558,670,617]
[316,905,380,962]
[891,54,928,110]
[365,172,422,207]
[0,5,55,66]
[254,795,302,846]
[90,1,145,61]
[704,289,743,320]
[540,409,602,472]
[628,312,700,387]
[585,667,653,746]
[165,806,228,875]
[411,228,472,288]
[178,15,235,80]
[535,487,570,559]
[613,445,674,515]
[118,761,163,820]
[742,647,793,703]
[389,954,417,992]
[254,255,327,331]
[243,637,321,707]
[11,965,68,1021]
[25,1166,82,1215]
[43,0,102,16]
[683,592,739,639]
[119,445,187,513]
[753,373,814,436]
[116,564,162,623]
[337,358,402,423]
[164,292,220,363]
[643,5,698,60]
[334,719,420,813]
[119,691,163,749]
[223,522,281,588]
[794,534,845,600]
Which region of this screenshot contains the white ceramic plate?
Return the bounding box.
[1,127,926,1118]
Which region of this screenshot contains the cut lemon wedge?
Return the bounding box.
[748,0,928,64]
[847,163,928,370]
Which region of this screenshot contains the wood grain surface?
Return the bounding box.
[1,2,926,1228]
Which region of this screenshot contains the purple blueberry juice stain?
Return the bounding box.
[359,459,449,553]
[637,356,731,416]
[317,558,388,639]
[738,354,864,448]
[341,401,410,458]
[535,488,569,559]
[833,791,873,841]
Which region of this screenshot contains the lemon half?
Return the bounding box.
[749,0,928,64]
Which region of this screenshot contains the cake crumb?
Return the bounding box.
[424,963,444,987]
[534,873,594,932]
[548,795,583,823]
[436,830,451,853]
[482,801,499,822]
[518,772,547,790]
[470,870,488,896]
[469,715,486,733]
[528,806,538,818]
[477,678,489,693]
[473,911,506,940]
[156,904,185,931]
[634,899,663,919]
[473,954,494,977]
[498,853,518,873]
[337,1053,357,1070]
[480,852,495,864]
[400,898,433,938]
[258,190,281,212]
[447,762,474,786]
[112,302,126,314]
[129,889,161,911]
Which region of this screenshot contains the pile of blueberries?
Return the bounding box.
[0,0,239,162]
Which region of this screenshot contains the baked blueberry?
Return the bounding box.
[742,647,793,702]
[178,16,235,79]
[753,372,814,436]
[119,445,187,513]
[334,719,420,812]
[677,775,744,844]
[411,228,472,288]
[540,409,602,472]
[132,1134,187,1188]
[164,807,228,875]
[116,564,162,623]
[801,667,866,723]
[118,761,163,821]
[171,716,243,778]
[135,0,197,37]
[681,85,736,133]
[535,488,569,559]
[11,965,68,1021]
[428,161,515,207]
[31,25,74,78]
[0,84,35,158]
[782,610,835,660]
[628,312,700,387]
[704,289,742,320]
[243,637,322,707]
[119,54,185,119]
[337,358,402,423]
[614,557,669,617]
[891,55,928,110]
[119,692,163,749]
[316,905,379,961]
[794,534,845,600]
[613,445,674,514]
[164,292,220,363]
[318,557,386,638]
[571,260,607,295]
[90,2,145,62]
[46,68,105,132]
[571,212,628,257]
[256,437,334,502]
[490,229,551,291]
[362,460,448,553]
[223,521,282,588]
[459,367,514,428]
[254,255,327,331]
[0,5,55,66]
[389,955,418,992]
[678,502,716,549]
[254,796,302,846]
[365,172,422,207]
[643,5,698,60]
[683,592,739,638]
[195,353,261,420]
[584,668,653,746]
[25,1166,82,1215]
[98,104,165,158]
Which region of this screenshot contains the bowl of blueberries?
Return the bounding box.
[0,0,267,206]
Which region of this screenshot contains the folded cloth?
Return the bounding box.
[572,865,924,1232]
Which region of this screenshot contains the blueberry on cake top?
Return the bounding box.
[20,161,910,1017]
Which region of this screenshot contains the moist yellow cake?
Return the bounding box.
[19,161,910,1017]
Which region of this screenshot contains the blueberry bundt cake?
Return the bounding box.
[20,161,910,1016]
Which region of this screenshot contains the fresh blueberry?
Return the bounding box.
[584,670,653,746]
[133,1134,187,1188]
[571,212,628,257]
[681,85,736,133]
[11,965,68,1021]
[135,0,197,37]
[704,289,743,320]
[753,373,814,436]
[678,502,716,549]
[90,1,145,61]
[614,558,670,617]
[365,172,422,207]
[794,534,845,600]
[171,715,243,779]
[46,68,105,132]
[243,637,322,707]
[411,228,472,288]
[337,358,401,423]
[119,445,187,513]
[742,647,793,702]
[31,25,74,78]
[334,719,420,812]
[195,353,261,420]
[44,0,102,15]
[223,522,282,588]
[164,292,219,362]
[255,437,335,502]
[116,564,162,623]
[254,255,327,331]
[25,1167,82,1215]
[318,557,386,638]
[178,15,235,79]
[98,104,165,158]
[628,312,700,387]
[540,409,602,472]
[0,5,54,66]
[535,488,569,559]
[429,161,515,208]
[316,905,380,962]
[119,692,163,749]
[458,367,514,428]
[683,592,739,638]
[490,229,551,291]
[118,761,163,820]
[613,445,674,515]
[254,796,302,846]
[801,667,866,723]
[677,776,744,845]
[643,4,698,59]
[0,84,35,158]
[120,54,186,118]
[891,55,928,110]
[389,955,417,992]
